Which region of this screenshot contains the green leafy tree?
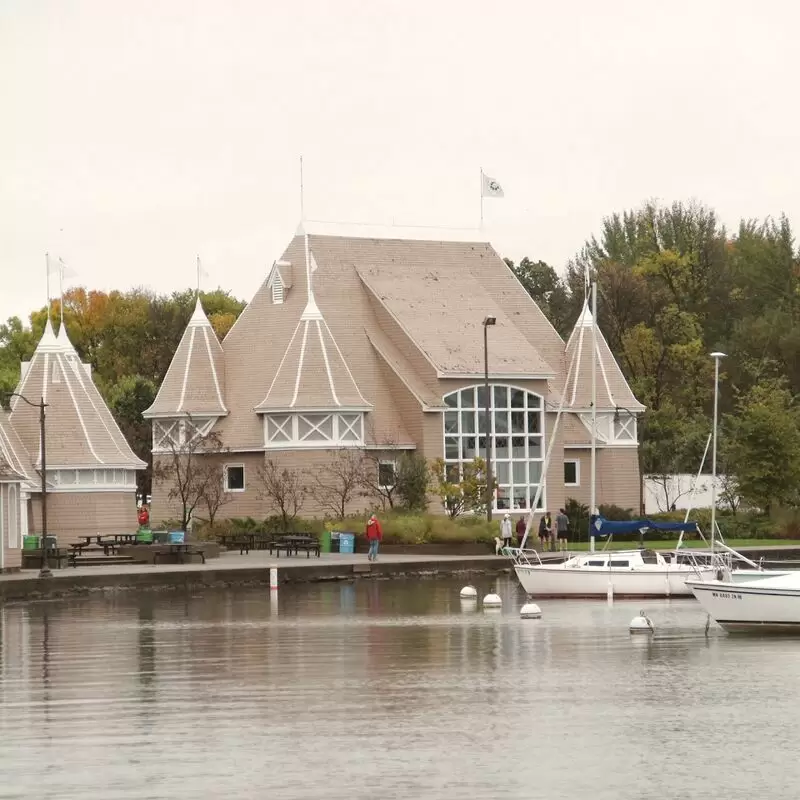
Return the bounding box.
[505,257,572,336]
[395,452,430,512]
[723,382,800,514]
[430,456,492,518]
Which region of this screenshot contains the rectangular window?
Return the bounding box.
[564,460,579,486]
[224,464,245,492]
[378,461,396,488]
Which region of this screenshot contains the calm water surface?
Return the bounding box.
[1,576,799,799]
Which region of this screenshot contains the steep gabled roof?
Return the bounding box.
[143,298,227,418]
[9,319,146,470]
[256,237,371,413]
[564,302,644,412]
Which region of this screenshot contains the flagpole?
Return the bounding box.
[300,156,305,221]
[196,255,201,296]
[44,252,51,321]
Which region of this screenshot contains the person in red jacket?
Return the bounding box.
[366,514,383,562]
[138,506,150,528]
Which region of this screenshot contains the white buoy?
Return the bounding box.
[269,566,279,590]
[483,593,502,608]
[629,610,654,634]
[520,602,542,619]
[460,598,478,612]
[459,585,478,598]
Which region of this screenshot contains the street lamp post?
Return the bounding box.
[482,316,496,522]
[2,392,50,578]
[710,352,726,556]
[614,406,644,516]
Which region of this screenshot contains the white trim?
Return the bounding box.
[177,326,196,412]
[317,320,340,406]
[49,468,138,491]
[224,463,246,493]
[263,411,365,449]
[595,337,616,407]
[257,405,371,414]
[60,354,104,464]
[7,483,19,549]
[271,273,285,304]
[322,319,372,408]
[564,459,580,487]
[438,371,555,380]
[569,324,584,406]
[145,409,229,419]
[291,322,310,407]
[202,326,228,413]
[0,486,4,572]
[258,319,303,409]
[68,354,144,465]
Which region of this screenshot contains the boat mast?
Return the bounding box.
[710,352,726,558]
[590,279,597,553]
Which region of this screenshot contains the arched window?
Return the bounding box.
[443,385,545,511]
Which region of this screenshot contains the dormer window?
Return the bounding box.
[272,274,284,305]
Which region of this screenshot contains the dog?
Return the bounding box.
[494,536,504,556]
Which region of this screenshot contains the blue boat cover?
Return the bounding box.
[590,516,699,535]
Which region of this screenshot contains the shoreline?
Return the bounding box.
[0,552,511,602]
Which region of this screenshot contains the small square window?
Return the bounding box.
[564,460,579,486]
[378,462,396,488]
[225,465,245,492]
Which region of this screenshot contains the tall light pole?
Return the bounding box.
[483,316,496,522]
[710,352,726,557]
[2,392,50,578]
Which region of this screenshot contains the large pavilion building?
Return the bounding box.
[0,318,145,560]
[147,224,644,524]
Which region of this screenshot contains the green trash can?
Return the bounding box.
[319,530,332,553]
[23,535,40,550]
[137,528,153,543]
[153,531,169,544]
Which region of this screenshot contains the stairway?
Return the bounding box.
[70,554,145,568]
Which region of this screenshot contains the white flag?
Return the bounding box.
[481,172,504,198]
[58,257,77,280]
[197,256,209,279]
[310,251,319,273]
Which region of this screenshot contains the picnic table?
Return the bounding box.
[270,535,320,558]
[153,543,206,565]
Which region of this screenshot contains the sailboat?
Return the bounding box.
[509,279,718,597]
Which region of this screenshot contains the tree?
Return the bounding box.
[196,461,232,526]
[257,460,307,529]
[151,420,227,531]
[430,457,491,518]
[505,257,572,336]
[723,382,800,514]
[308,449,367,519]
[394,452,430,511]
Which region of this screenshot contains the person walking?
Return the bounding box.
[538,511,553,551]
[500,513,513,551]
[366,514,383,562]
[515,515,527,549]
[555,508,570,552]
[137,505,149,528]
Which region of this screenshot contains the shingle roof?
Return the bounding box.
[0,410,33,484]
[564,303,645,412]
[144,298,227,418]
[354,240,556,378]
[9,319,146,470]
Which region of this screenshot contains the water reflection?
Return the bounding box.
[0,577,799,799]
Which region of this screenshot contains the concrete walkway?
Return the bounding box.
[0,551,511,601]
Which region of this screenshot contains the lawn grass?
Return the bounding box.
[557,538,794,552]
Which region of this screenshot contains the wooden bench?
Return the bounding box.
[268,541,294,558]
[22,548,70,570]
[153,545,206,565]
[294,541,321,558]
[232,538,251,555]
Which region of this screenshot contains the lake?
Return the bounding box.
[1,575,799,799]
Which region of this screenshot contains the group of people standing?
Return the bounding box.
[500,509,571,552]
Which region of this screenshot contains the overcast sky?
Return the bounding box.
[1,0,798,324]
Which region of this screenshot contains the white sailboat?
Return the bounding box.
[687,571,800,632]
[510,279,718,597]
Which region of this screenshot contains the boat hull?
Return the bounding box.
[514,564,717,598]
[689,579,800,632]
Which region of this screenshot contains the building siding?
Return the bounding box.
[28,492,139,545]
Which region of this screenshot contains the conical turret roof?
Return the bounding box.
[255,236,371,413]
[9,319,146,470]
[144,298,227,418]
[564,302,644,412]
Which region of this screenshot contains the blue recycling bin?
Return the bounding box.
[339,533,355,554]
[168,530,185,544]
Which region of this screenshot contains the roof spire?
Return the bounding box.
[301,229,322,321]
